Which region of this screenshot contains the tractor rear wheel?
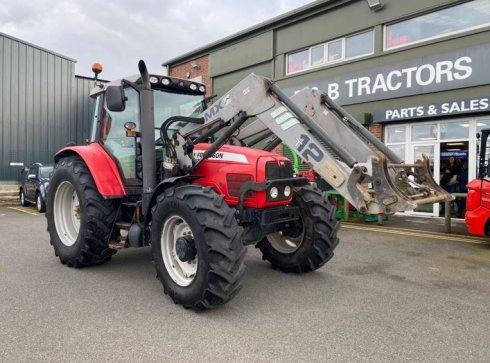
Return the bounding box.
[151,185,246,311]
[46,157,119,267]
[257,185,339,273]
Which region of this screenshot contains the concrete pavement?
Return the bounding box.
[1,206,489,362]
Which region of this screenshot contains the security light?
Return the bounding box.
[366,0,384,11]
[190,61,200,70]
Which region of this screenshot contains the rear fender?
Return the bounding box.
[55,143,126,197]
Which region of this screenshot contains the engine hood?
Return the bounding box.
[193,143,288,165]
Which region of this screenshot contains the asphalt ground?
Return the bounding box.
[1,206,489,362]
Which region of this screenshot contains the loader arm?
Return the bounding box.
[177,74,453,215]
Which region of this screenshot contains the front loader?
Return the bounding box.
[46,61,452,310]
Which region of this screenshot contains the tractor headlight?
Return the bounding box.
[161,77,171,86]
[149,76,159,84]
[189,83,197,91]
[284,185,291,197]
[270,187,279,199]
[199,85,206,93]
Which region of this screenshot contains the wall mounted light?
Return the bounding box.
[366,0,384,11]
[190,61,200,70]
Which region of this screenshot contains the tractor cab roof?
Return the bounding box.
[90,74,206,98]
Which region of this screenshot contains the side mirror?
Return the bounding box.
[106,85,126,112]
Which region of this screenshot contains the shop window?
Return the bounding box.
[310,45,325,67]
[411,123,437,141]
[477,120,490,133]
[346,30,374,59]
[388,144,406,161]
[384,0,490,50]
[386,125,406,143]
[286,29,374,75]
[287,49,309,74]
[440,121,469,140]
[327,40,343,62]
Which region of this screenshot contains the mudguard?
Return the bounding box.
[143,175,202,225]
[55,143,126,197]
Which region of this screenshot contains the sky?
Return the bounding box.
[0,0,314,80]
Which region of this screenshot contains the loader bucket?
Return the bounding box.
[370,153,454,215]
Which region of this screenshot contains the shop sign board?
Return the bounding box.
[373,96,490,122]
[285,44,490,106]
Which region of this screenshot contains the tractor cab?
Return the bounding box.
[89,67,207,188]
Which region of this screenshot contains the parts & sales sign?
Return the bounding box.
[373,96,489,122]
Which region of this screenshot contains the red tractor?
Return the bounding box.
[46,61,451,310]
[465,128,490,237]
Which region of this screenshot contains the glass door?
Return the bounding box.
[409,143,439,216]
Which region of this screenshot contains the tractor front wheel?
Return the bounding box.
[46,157,120,267]
[151,185,246,311]
[257,185,339,273]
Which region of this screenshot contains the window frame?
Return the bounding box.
[345,30,375,60]
[309,44,325,67]
[285,29,374,76]
[383,0,490,51]
[286,48,310,75]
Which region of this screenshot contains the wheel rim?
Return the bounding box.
[54,181,81,247]
[161,215,198,287]
[267,221,304,254]
[36,194,42,211]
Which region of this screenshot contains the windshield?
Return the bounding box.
[154,89,205,138]
[40,166,53,179]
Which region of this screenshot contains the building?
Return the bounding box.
[163,0,490,217]
[0,32,96,181]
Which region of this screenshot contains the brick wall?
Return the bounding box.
[368,123,383,141]
[168,55,211,99]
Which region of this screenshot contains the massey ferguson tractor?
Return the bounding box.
[465,128,490,237]
[46,61,452,310]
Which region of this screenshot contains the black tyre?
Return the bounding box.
[151,185,246,311]
[20,189,29,206]
[36,192,46,213]
[46,157,120,267]
[257,185,339,273]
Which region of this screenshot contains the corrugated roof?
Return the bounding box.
[162,0,349,66]
[0,31,77,62]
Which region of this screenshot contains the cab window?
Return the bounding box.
[100,87,140,185]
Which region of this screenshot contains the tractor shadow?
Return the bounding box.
[70,245,337,315]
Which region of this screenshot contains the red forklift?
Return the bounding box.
[465,128,490,236]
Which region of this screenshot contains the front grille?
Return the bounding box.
[265,161,293,180]
[265,161,294,202]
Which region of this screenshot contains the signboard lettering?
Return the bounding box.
[373,97,490,122]
[285,44,490,105]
